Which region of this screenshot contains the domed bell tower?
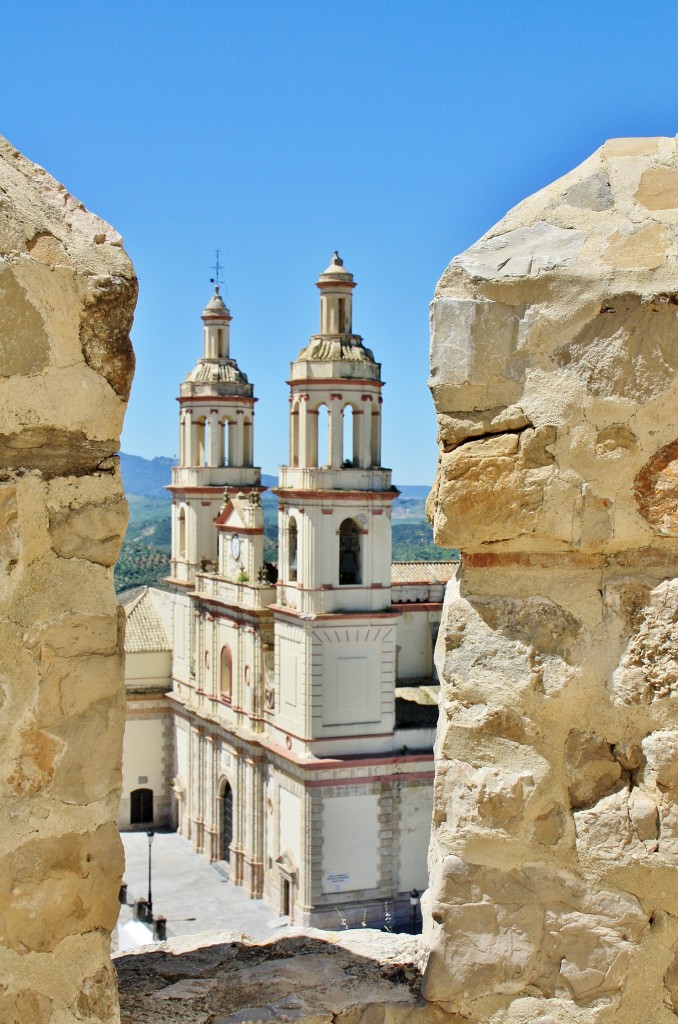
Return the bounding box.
[168,287,261,585]
[272,254,398,759]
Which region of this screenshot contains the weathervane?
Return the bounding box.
[210,249,225,294]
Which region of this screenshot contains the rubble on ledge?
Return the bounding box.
[114,928,462,1024]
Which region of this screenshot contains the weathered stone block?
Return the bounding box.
[423,856,648,1006]
[426,138,678,1022]
[0,135,135,1021]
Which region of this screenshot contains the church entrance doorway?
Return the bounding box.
[130,788,153,825]
[281,878,291,917]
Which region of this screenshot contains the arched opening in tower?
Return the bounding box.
[317,403,329,467]
[339,518,362,585]
[342,406,355,467]
[288,516,298,582]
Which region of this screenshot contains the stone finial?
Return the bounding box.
[202,286,231,321]
[317,250,354,283]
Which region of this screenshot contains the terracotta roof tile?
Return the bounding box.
[391,561,458,585]
[124,588,171,653]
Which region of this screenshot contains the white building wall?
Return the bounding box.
[321,792,379,894]
[275,621,308,738]
[173,717,190,832]
[120,716,167,825]
[279,787,302,868]
[125,650,171,689]
[395,609,435,680]
[172,591,192,690]
[320,641,382,727]
[397,784,433,892]
[311,622,396,739]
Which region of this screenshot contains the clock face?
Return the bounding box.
[231,533,241,561]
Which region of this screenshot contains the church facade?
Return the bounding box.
[121,255,455,929]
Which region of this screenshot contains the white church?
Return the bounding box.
[120,254,455,929]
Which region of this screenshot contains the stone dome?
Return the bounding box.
[202,287,231,319]
[184,358,250,386]
[317,251,354,284]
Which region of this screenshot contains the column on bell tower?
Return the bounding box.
[168,286,262,586]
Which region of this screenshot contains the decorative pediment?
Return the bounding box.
[275,848,298,879]
[215,500,246,532]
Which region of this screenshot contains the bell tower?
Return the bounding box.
[168,287,260,585]
[272,254,398,758]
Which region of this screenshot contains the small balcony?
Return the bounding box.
[194,573,276,610]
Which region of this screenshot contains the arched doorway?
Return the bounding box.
[221,783,233,863]
[275,849,298,921]
[130,788,153,825]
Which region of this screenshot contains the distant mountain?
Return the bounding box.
[119,453,430,503]
[395,485,430,498]
[120,453,174,499]
[116,454,444,592]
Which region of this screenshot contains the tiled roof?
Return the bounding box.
[391,561,458,585]
[124,588,171,653]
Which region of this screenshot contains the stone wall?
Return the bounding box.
[7,128,678,1024]
[0,137,136,1023]
[424,138,678,1022]
[114,928,451,1024]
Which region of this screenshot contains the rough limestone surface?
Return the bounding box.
[0,136,136,1022]
[113,929,459,1024]
[425,138,678,1022]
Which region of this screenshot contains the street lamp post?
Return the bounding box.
[409,889,420,934]
[146,829,155,922]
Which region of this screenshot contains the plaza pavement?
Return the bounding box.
[116,828,287,946]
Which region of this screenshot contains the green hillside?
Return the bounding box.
[115,495,172,592]
[392,522,458,562]
[114,456,455,593]
[115,493,456,594]
[115,542,170,593]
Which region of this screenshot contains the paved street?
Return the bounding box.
[117,829,287,946]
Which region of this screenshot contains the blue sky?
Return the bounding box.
[3,1,678,482]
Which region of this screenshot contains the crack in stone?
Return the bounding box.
[442,424,533,454]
